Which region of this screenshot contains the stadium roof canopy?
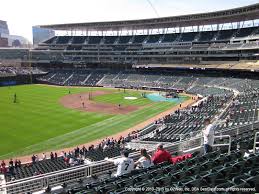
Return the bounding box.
[37,3,259,31]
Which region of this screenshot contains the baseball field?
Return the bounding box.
[0,84,190,159]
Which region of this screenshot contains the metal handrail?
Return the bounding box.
[182,134,232,154]
[253,132,259,153]
[213,135,231,154]
[182,135,203,153]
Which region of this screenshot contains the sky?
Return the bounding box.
[0,0,258,42]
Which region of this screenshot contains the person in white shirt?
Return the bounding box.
[69,157,74,166]
[135,149,153,169]
[42,153,46,160]
[105,150,134,177]
[103,143,109,150]
[202,118,214,154]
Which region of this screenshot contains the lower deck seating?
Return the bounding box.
[143,95,232,142]
[85,147,134,162]
[38,69,259,97]
[59,150,259,194]
[4,158,68,182]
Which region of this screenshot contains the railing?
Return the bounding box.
[137,123,159,140]
[2,164,93,194]
[253,132,259,153]
[0,175,6,194]
[0,151,141,194]
[216,121,259,137]
[127,140,172,151]
[213,135,231,154]
[181,134,232,154]
[181,135,203,153]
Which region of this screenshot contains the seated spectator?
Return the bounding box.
[105,150,134,177]
[9,165,14,176]
[152,144,171,165]
[9,159,14,167]
[1,160,5,168]
[135,149,153,169]
[89,145,94,151]
[103,143,109,150]
[69,157,74,166]
[1,165,7,174]
[0,161,6,174]
[64,156,69,166]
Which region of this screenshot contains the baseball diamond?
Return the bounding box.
[0,1,259,194]
[0,85,191,159]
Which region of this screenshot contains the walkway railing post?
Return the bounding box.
[213,135,231,154]
[253,132,259,153]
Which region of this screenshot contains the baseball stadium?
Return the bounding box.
[0,1,259,194]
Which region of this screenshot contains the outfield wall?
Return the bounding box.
[0,75,40,86]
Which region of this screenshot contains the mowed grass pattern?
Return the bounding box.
[0,85,186,159]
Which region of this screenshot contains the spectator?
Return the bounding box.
[202,118,215,154]
[152,144,171,165]
[64,156,69,166]
[54,152,58,159]
[1,161,6,174]
[69,157,74,166]
[61,151,65,158]
[14,159,19,168]
[42,153,46,160]
[105,150,134,177]
[9,159,14,167]
[1,160,5,168]
[1,165,7,174]
[82,146,87,155]
[75,147,80,157]
[135,149,153,169]
[32,155,36,163]
[17,160,21,167]
[50,152,54,160]
[103,143,109,150]
[9,165,14,176]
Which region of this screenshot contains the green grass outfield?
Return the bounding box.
[0,84,189,159]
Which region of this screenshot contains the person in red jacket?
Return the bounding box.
[152,144,172,165]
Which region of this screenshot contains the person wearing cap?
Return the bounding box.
[105,150,134,177]
[202,118,215,154]
[152,144,172,165]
